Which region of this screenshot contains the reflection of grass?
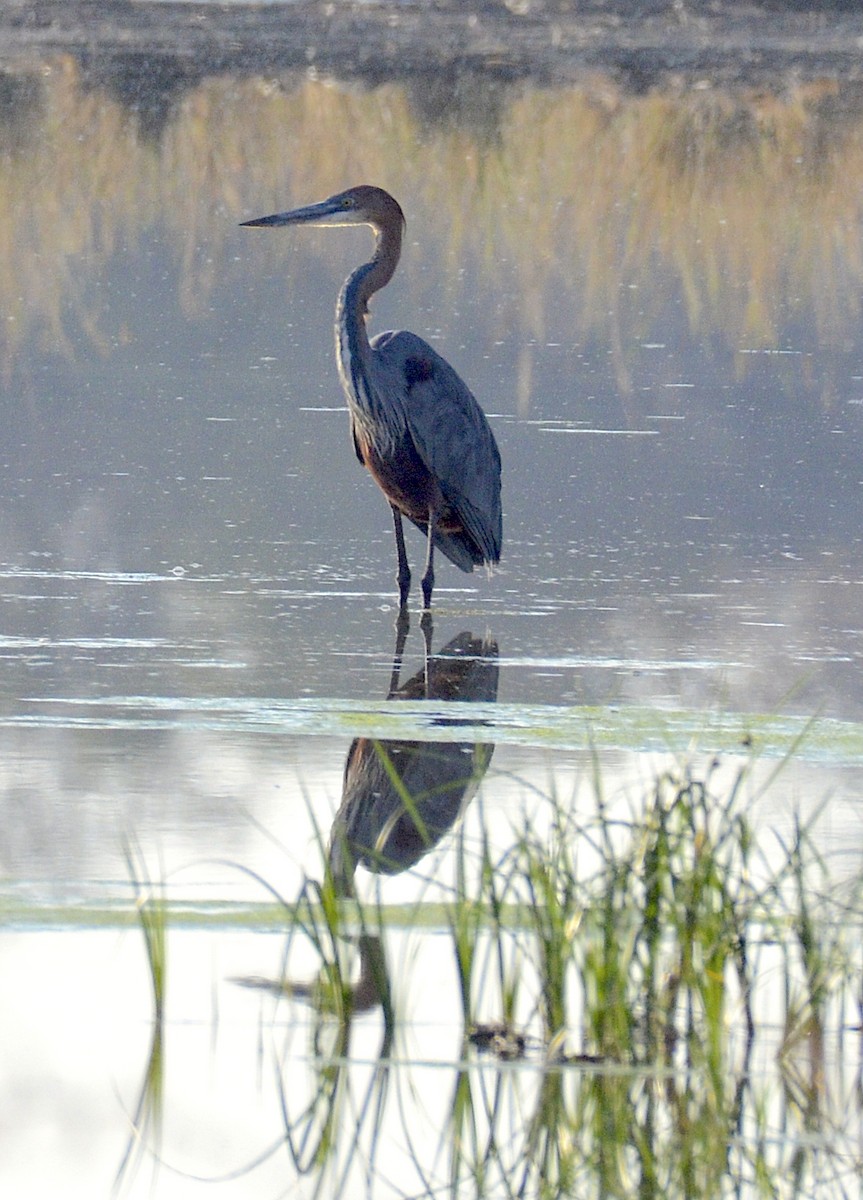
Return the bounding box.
[5,63,863,400]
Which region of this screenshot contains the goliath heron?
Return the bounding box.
[242,185,502,611]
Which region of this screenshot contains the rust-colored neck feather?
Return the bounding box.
[354,213,402,315]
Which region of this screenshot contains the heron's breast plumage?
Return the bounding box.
[338,313,501,569]
[354,425,437,517]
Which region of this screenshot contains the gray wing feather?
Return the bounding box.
[370,330,502,563]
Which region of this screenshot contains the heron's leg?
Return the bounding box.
[391,505,411,609]
[420,510,436,611]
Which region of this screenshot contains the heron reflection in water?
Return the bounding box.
[237,626,498,1017]
[328,628,499,898]
[324,626,498,1014]
[242,186,502,611]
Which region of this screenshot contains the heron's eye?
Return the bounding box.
[341,197,353,209]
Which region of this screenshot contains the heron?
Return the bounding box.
[241,185,502,612]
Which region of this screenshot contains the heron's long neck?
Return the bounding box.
[335,223,402,430]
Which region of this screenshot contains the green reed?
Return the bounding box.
[441,749,862,1199]
[114,841,167,1197]
[119,743,862,1199]
[281,745,860,1081]
[461,755,858,1200]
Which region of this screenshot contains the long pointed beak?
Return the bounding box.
[240,199,342,228]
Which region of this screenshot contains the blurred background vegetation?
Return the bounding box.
[1,53,862,389]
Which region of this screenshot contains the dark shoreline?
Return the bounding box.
[1,1,862,95]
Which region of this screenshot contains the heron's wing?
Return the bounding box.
[370,331,502,564]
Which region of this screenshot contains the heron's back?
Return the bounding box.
[366,330,502,568]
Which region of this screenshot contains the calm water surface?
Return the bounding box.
[0,12,862,1198]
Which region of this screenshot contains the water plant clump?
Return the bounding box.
[282,745,860,1084]
[440,753,863,1200]
[474,755,860,1067]
[571,757,757,1064]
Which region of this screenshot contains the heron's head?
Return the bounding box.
[241,185,405,237]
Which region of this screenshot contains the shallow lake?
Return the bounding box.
[0,4,861,1197]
